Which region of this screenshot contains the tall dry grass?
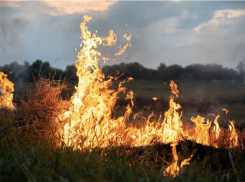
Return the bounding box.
[1,74,70,141]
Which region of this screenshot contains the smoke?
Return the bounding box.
[0,6,25,56]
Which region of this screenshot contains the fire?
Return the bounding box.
[58,15,239,151]
[164,142,193,177]
[222,108,239,147]
[229,120,238,147]
[152,97,158,101]
[58,15,130,148]
[0,72,14,109]
[222,108,228,115]
[0,15,241,178]
[102,30,117,46]
[190,115,211,146]
[127,77,133,82]
[115,33,132,56]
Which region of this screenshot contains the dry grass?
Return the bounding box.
[10,75,70,137]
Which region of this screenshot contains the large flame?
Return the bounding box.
[58,15,131,148]
[0,72,14,109]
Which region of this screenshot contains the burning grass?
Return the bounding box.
[1,15,245,181]
[1,76,245,182]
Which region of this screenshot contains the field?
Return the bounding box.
[1,78,245,182]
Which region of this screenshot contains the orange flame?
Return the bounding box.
[0,72,14,109]
[102,30,117,46]
[170,80,179,97]
[115,33,132,56]
[229,120,238,147]
[164,143,193,177]
[58,15,131,148]
[152,97,158,101]
[190,115,211,146]
[222,108,228,115]
[127,77,133,82]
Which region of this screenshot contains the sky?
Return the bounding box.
[0,1,245,70]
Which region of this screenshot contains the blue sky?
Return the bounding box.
[0,1,245,70]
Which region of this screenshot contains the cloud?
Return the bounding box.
[43,1,117,16]
[0,1,22,7]
[214,8,245,19]
[123,6,245,69]
[188,8,245,68]
[195,8,245,32]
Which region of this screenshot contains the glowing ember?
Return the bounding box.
[0,72,14,109]
[152,97,158,101]
[127,77,133,82]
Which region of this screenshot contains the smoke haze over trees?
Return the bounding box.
[0,60,244,83]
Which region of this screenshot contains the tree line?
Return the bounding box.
[0,59,244,83]
[0,60,76,83]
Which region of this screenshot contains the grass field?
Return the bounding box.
[2,78,244,182]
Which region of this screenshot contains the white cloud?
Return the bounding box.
[43,1,117,16]
[195,8,245,32]
[0,1,22,7]
[214,9,245,19]
[127,7,245,69]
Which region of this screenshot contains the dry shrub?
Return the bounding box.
[13,74,70,136]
